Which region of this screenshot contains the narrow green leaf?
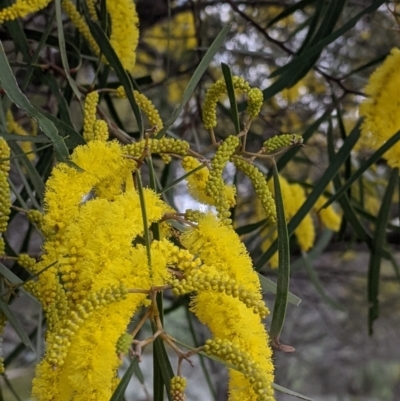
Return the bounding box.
[156,25,231,138]
[258,274,301,306]
[55,0,82,102]
[0,298,34,351]
[301,251,344,310]
[109,356,140,401]
[153,333,174,401]
[267,0,317,28]
[161,163,205,195]
[269,163,290,340]
[0,133,50,143]
[368,167,399,335]
[235,219,268,236]
[268,0,385,80]
[272,383,317,401]
[0,42,69,160]
[257,121,361,269]
[9,141,45,204]
[221,63,240,135]
[322,130,400,209]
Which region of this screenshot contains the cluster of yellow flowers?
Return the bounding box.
[359,47,400,168]
[261,175,341,268]
[0,0,139,71]
[16,137,275,401]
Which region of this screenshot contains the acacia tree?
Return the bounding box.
[0,0,399,400]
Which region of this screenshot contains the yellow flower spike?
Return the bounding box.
[83,92,99,142]
[62,0,101,57]
[359,47,400,168]
[86,0,98,21]
[233,157,277,223]
[107,0,139,71]
[0,139,11,233]
[181,156,236,208]
[202,76,263,129]
[0,238,5,255]
[263,134,303,154]
[0,0,51,23]
[134,91,163,131]
[205,135,239,224]
[170,376,187,401]
[204,338,274,401]
[6,110,35,161]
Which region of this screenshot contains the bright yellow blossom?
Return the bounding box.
[359,47,400,168]
[0,0,51,23]
[107,0,139,71]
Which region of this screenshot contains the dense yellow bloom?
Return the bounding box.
[359,47,400,168]
[181,156,236,207]
[83,92,99,142]
[180,214,274,400]
[0,0,51,23]
[107,0,139,71]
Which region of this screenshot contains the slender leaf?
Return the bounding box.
[267,0,317,28]
[257,120,361,269]
[109,356,140,401]
[156,25,231,138]
[0,298,34,351]
[322,130,400,209]
[272,383,317,401]
[221,63,240,134]
[269,163,290,340]
[236,218,268,236]
[0,42,69,160]
[259,274,301,306]
[368,167,399,335]
[301,251,344,310]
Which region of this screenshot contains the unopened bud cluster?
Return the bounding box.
[125,138,189,159]
[46,284,128,367]
[116,86,163,132]
[172,270,269,318]
[263,134,303,153]
[170,375,187,401]
[0,139,10,233]
[205,135,239,224]
[202,76,263,129]
[233,157,276,223]
[204,338,274,401]
[116,332,133,355]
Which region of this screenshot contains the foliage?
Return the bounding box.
[0,0,399,400]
